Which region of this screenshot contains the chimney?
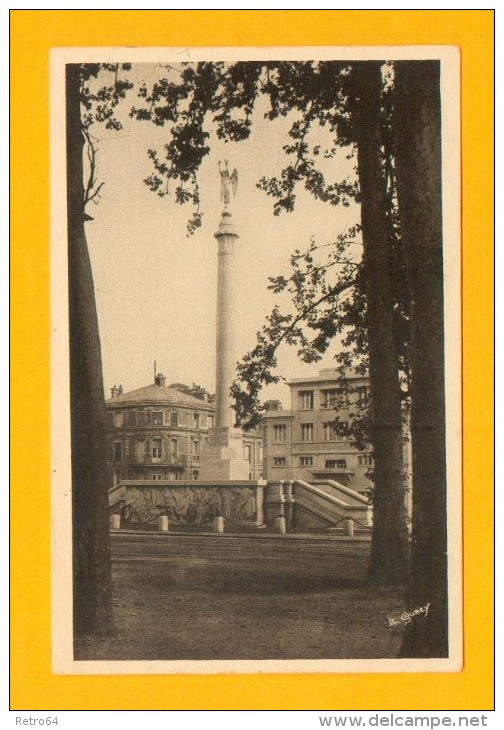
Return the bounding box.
[155,373,166,386]
[111,385,119,399]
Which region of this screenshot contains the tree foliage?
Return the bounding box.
[78,64,134,209]
[130,62,362,231]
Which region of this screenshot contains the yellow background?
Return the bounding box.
[10,10,494,710]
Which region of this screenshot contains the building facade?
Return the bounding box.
[262,368,381,493]
[105,373,262,486]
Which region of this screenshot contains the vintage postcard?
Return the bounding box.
[50,45,462,676]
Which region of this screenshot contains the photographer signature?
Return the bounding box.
[387,602,430,627]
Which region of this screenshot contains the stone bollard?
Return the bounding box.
[344,518,354,537]
[110,513,121,530]
[213,516,225,534]
[158,515,169,532]
[274,516,287,535]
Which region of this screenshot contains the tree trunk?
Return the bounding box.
[66,64,112,641]
[352,63,410,585]
[393,61,448,657]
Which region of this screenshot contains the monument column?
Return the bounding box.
[214,206,239,429]
[199,162,250,481]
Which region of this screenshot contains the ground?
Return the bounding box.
[75,533,406,660]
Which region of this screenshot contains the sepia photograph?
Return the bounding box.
[50,45,462,674]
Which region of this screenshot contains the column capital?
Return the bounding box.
[214,209,239,240]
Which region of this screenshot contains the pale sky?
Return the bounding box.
[85,62,361,405]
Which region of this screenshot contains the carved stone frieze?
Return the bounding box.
[122,484,257,526]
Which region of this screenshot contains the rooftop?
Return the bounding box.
[261,410,293,419]
[289,367,368,386]
[106,383,215,409]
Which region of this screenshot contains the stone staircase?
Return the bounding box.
[266,479,372,535]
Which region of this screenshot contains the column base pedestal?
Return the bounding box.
[199,426,250,481]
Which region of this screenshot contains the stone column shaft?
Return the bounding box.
[214,209,239,429]
[199,197,250,482]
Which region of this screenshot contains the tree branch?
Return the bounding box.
[82,127,104,207]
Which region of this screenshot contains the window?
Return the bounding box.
[358,386,370,404]
[152,472,163,481]
[300,456,313,467]
[273,457,286,467]
[135,439,145,462]
[301,423,313,442]
[152,411,163,426]
[138,411,152,425]
[207,415,215,428]
[325,459,347,470]
[321,390,337,409]
[114,412,123,428]
[298,390,314,410]
[192,439,200,459]
[273,424,286,443]
[170,411,179,427]
[321,389,349,408]
[323,422,337,442]
[113,441,123,462]
[170,438,178,459]
[152,438,162,460]
[124,411,136,426]
[192,470,199,481]
[324,421,348,441]
[358,454,373,466]
[193,413,200,429]
[244,445,252,462]
[336,421,348,441]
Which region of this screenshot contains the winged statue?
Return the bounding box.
[219,160,238,205]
